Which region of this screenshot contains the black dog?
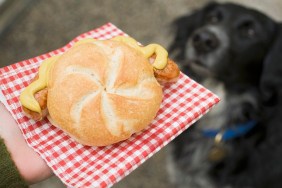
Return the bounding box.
[167,2,282,188]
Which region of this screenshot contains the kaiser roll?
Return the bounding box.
[47,40,163,146]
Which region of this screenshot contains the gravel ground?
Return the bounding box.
[0,0,281,187]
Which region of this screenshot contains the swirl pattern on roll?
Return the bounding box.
[47,40,163,146]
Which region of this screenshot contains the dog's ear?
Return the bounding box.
[260,25,282,106]
[169,2,219,60]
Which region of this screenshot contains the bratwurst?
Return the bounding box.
[20,36,180,146]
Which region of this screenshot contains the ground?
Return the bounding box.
[0,0,281,187]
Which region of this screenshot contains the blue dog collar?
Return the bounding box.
[202,120,257,142]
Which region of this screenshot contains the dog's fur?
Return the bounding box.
[167,2,282,188]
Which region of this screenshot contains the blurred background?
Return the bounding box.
[0,0,281,187]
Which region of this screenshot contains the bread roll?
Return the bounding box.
[47,40,163,146]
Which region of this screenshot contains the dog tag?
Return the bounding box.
[208,133,228,162]
[208,144,227,162]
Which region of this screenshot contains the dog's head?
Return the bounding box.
[169,3,282,186]
[170,2,278,88]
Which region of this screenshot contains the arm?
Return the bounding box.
[0,102,53,185]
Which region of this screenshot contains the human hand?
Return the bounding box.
[0,102,53,184]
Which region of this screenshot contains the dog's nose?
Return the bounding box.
[192,30,219,53]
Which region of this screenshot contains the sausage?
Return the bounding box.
[22,75,48,120]
[22,57,180,120]
[153,58,180,85]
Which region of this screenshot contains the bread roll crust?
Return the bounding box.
[47,40,163,146]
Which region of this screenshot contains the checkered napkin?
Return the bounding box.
[0,23,219,188]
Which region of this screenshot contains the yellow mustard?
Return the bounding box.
[20,36,168,113]
[74,36,168,69]
[20,55,59,113]
[112,36,168,69]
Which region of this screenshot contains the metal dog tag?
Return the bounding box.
[208,133,228,162]
[208,144,228,162]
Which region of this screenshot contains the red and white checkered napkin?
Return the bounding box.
[0,23,219,188]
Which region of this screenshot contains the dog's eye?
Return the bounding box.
[239,21,256,38]
[206,11,222,24]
